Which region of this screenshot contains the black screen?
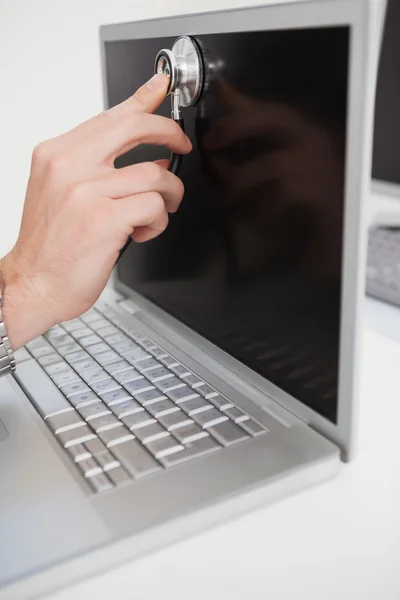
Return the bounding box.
[372,0,400,185]
[105,27,349,424]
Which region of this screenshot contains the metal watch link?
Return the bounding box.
[0,297,16,376]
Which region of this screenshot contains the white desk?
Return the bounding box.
[45,299,400,600]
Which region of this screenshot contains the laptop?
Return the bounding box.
[0,1,384,598]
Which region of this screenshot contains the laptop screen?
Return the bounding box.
[105,26,349,425]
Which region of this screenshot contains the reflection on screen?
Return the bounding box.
[105,27,349,424]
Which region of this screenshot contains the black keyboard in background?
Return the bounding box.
[367,227,400,307]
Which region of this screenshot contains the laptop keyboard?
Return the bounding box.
[23,302,267,493]
[367,226,400,307]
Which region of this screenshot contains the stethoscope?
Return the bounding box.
[118,36,204,261]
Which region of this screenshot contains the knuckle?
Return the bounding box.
[32,141,51,166]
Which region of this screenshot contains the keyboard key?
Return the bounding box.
[166,386,200,403]
[85,437,108,455]
[139,338,157,350]
[87,342,111,356]
[68,391,99,409]
[57,425,96,448]
[158,410,193,431]
[221,406,250,424]
[47,411,84,434]
[181,373,204,388]
[52,369,80,387]
[148,346,168,359]
[46,325,64,337]
[134,422,170,444]
[80,309,101,324]
[95,451,120,472]
[72,326,93,339]
[172,422,209,444]
[112,340,140,356]
[57,342,81,357]
[111,440,161,478]
[155,376,185,393]
[110,398,143,418]
[197,384,218,400]
[72,357,97,372]
[159,436,220,467]
[124,379,154,395]
[30,344,54,359]
[134,388,167,406]
[100,388,131,406]
[67,443,91,463]
[103,332,128,346]
[145,436,184,460]
[64,350,91,365]
[159,355,180,368]
[135,358,160,373]
[38,353,64,368]
[114,368,142,385]
[49,333,73,348]
[96,350,120,366]
[90,379,121,395]
[60,380,91,398]
[144,366,173,382]
[146,399,179,418]
[45,361,71,376]
[192,408,228,429]
[107,466,130,486]
[209,395,233,411]
[96,325,118,338]
[26,336,48,350]
[180,397,213,416]
[240,418,267,437]
[104,359,131,376]
[88,472,113,493]
[81,368,110,385]
[121,411,155,431]
[79,334,102,348]
[91,414,122,433]
[78,402,111,421]
[98,427,134,448]
[77,457,102,478]
[207,420,249,446]
[62,319,84,332]
[170,364,191,377]
[87,318,110,330]
[124,348,151,364]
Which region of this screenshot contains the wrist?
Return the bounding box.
[0,252,56,350]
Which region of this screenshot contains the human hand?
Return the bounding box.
[0,73,191,350]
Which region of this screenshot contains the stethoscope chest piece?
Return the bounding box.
[155,36,204,109]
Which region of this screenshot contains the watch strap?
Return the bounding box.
[0,297,16,376]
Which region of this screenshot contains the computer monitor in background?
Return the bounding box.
[372,0,400,197]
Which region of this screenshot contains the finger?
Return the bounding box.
[45,74,171,154]
[202,105,303,150]
[113,191,169,244]
[76,113,191,164]
[97,161,184,213]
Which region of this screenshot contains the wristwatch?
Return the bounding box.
[0,297,16,377]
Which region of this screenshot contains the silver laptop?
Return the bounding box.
[0,1,383,598]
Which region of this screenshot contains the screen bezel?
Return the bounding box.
[100,0,376,459]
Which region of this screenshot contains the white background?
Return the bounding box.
[1,1,399,599]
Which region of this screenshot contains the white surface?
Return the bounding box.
[1,1,398,599]
[41,303,400,600]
